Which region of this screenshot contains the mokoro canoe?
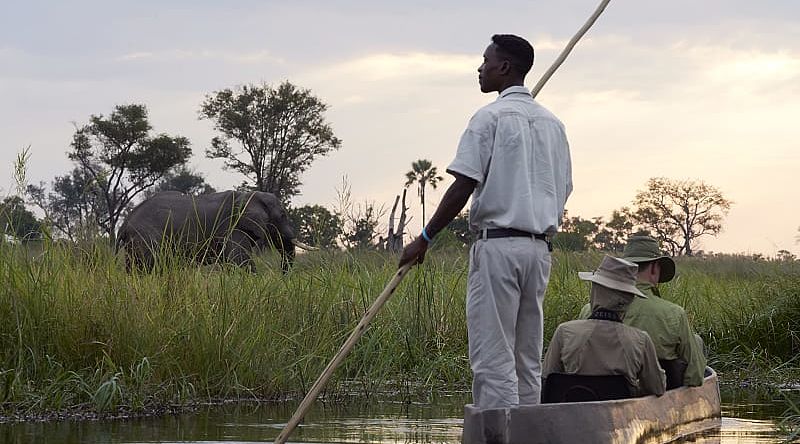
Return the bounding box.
[462,367,721,444]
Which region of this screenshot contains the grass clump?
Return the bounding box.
[0,239,798,420]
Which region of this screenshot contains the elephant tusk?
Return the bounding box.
[291,239,319,251]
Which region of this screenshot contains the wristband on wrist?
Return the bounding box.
[421,227,433,243]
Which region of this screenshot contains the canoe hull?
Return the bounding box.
[462,367,721,444]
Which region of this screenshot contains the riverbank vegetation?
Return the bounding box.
[0,240,798,421]
[778,395,800,443]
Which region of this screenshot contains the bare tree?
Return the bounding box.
[384,188,410,252]
[334,176,384,250]
[632,177,732,256]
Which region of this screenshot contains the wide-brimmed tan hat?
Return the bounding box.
[622,235,676,283]
[578,255,646,298]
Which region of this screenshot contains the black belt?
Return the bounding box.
[477,228,552,251]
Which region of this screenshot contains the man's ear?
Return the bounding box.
[499,60,511,76]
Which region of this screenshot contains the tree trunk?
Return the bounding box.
[385,195,400,251]
[385,189,408,252]
[420,183,426,227]
[396,188,408,248]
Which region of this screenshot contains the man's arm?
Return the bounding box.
[677,311,707,386]
[639,334,667,396]
[398,172,476,267]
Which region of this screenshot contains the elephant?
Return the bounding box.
[116,190,315,272]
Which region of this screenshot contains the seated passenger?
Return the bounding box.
[578,235,706,388]
[543,255,666,398]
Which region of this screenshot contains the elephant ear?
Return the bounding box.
[238,192,289,246]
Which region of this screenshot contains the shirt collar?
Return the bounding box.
[498,85,531,99]
[636,281,661,297]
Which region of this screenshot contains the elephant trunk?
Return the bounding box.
[279,239,296,274]
[278,238,319,273]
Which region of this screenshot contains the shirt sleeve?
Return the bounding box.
[677,309,707,386]
[446,108,496,184]
[542,327,565,379]
[563,132,573,203]
[639,333,667,396]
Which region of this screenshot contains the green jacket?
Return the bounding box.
[579,282,706,387]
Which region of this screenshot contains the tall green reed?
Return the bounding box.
[0,238,798,417]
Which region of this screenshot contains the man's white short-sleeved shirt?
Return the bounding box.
[447,86,573,236]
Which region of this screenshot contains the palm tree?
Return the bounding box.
[404,159,443,226]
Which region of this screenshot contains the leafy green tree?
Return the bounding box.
[27,168,104,240]
[404,159,443,226]
[632,177,732,256]
[67,104,192,242]
[776,249,796,262]
[444,211,471,247]
[0,196,41,241]
[200,81,341,203]
[593,208,635,253]
[553,211,599,251]
[288,204,342,249]
[147,166,216,197]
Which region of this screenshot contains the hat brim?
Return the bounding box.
[578,271,646,297]
[624,256,675,283]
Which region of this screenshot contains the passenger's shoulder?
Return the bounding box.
[555,319,586,333]
[557,319,583,328]
[640,294,678,308]
[624,324,656,346]
[654,297,686,315]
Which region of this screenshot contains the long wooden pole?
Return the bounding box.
[530,0,612,98]
[274,263,413,443]
[274,2,611,442]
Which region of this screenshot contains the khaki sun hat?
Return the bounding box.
[578,255,646,298]
[622,235,676,283]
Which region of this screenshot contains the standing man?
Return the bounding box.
[578,235,707,388]
[399,34,572,409]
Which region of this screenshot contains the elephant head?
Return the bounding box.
[237,191,316,273]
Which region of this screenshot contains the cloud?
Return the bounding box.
[113,49,286,65]
[703,49,800,93]
[309,52,476,83]
[115,52,154,61]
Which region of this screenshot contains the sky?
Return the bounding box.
[1,0,799,256]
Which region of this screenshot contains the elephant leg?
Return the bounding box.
[136,241,158,272]
[225,230,256,272]
[120,238,152,273]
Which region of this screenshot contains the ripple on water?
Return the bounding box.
[0,400,790,443]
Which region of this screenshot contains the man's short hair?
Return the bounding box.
[491,34,535,76]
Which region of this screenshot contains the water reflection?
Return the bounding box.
[0,393,789,444]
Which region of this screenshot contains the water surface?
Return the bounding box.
[1,390,790,443]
